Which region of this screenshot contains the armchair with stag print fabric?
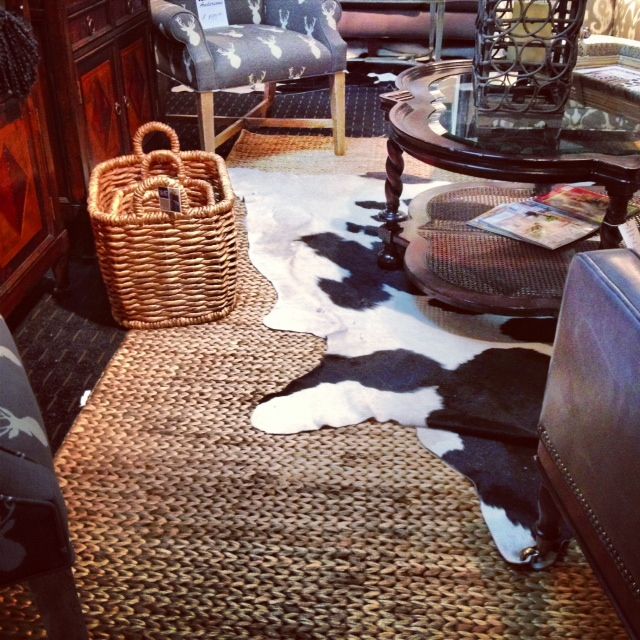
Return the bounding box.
[150,0,347,154]
[0,317,86,639]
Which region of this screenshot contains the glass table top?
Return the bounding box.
[428,70,640,157]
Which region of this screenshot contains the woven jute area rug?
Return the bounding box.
[0,133,626,639]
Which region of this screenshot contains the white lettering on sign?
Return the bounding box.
[196,0,229,28]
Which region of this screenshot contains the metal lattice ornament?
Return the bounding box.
[473,0,588,124]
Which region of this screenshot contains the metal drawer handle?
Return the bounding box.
[114,101,122,116]
[126,0,135,13]
[86,15,96,35]
[123,95,131,109]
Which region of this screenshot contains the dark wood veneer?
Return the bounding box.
[29,0,158,240]
[1,0,158,312]
[0,0,69,317]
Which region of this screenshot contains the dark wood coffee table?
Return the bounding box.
[377,60,640,315]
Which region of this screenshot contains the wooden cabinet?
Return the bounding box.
[80,54,123,167]
[0,1,69,317]
[121,35,155,140]
[77,25,155,168]
[29,0,157,246]
[0,0,157,312]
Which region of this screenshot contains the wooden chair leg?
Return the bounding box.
[260,82,276,117]
[329,71,346,156]
[156,71,172,119]
[28,567,88,640]
[197,91,216,152]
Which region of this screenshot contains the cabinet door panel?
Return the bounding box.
[80,58,122,166]
[0,109,48,269]
[121,36,154,142]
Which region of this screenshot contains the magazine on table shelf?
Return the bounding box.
[467,185,640,250]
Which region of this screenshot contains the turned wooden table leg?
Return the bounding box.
[600,184,636,249]
[375,138,408,270]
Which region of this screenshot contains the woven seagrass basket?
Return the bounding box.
[88,122,237,330]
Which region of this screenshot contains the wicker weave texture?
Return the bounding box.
[421,185,599,298]
[88,122,237,330]
[0,133,627,639]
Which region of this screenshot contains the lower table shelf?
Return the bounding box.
[399,182,600,316]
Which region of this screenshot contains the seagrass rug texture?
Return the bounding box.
[0,134,626,639]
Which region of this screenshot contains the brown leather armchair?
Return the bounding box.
[522,248,640,639]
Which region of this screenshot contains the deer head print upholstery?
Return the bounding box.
[0,316,87,639]
[152,0,345,91]
[150,0,347,154]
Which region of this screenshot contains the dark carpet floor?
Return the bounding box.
[6,63,400,452]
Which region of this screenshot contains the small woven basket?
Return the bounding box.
[88,122,237,329]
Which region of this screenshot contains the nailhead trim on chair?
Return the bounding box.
[539,426,640,597]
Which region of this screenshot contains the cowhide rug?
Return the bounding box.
[228,134,556,564]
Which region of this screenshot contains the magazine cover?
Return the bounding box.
[535,185,640,224]
[468,201,598,250]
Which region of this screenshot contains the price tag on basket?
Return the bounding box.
[158,186,183,214]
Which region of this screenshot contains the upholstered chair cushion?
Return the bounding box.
[205,25,334,88]
[263,0,346,71]
[151,0,346,91]
[0,317,74,587]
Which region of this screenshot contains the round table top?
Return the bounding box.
[384,60,640,186]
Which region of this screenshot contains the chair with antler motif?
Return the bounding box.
[0,316,87,639]
[150,0,347,155]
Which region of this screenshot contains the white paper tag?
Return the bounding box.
[158,187,182,213]
[195,0,229,29]
[620,219,640,253]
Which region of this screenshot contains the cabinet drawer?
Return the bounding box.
[111,0,147,25]
[68,3,110,50]
[65,0,100,10]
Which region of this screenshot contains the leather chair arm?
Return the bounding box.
[539,248,640,599]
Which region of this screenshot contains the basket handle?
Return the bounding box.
[132,176,190,217]
[132,121,181,157]
[140,149,186,181]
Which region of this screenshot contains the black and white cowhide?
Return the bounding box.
[230,168,554,563]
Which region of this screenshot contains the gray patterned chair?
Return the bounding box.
[150,0,348,154]
[0,317,87,639]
